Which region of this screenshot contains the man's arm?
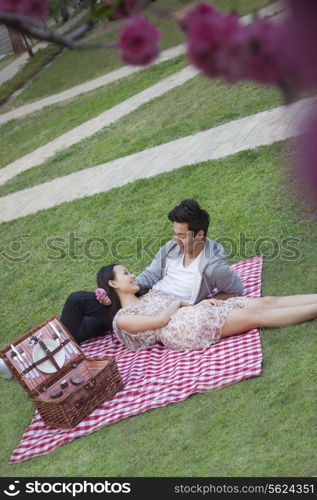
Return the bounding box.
[96,241,173,305]
[136,241,173,292]
[207,262,244,300]
[212,291,240,300]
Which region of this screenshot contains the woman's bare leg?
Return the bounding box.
[220,302,317,338]
[247,294,317,309]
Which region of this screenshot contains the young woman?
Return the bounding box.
[97,264,317,351]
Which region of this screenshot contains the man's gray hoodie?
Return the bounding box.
[136,238,244,304]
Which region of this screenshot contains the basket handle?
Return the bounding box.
[74,378,111,409]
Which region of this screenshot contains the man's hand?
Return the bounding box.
[198,298,223,307]
[95,290,112,306]
[212,292,239,300]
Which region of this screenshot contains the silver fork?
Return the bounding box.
[11,344,29,378]
[19,348,37,379]
[52,333,70,360]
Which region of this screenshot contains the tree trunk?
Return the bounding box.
[21,32,34,57]
[7,27,26,54]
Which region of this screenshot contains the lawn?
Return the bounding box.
[0,55,187,169]
[0,141,316,476]
[0,75,282,196]
[0,53,16,72]
[0,45,63,105]
[3,0,274,108]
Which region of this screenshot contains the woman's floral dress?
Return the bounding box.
[113,289,249,351]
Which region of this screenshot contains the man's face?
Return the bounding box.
[172,222,203,255]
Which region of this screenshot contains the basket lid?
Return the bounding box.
[0,316,86,398]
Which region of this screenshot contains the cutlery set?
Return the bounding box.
[6,319,81,396]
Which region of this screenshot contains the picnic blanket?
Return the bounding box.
[9,255,263,463]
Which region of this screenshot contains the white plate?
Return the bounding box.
[32,339,65,373]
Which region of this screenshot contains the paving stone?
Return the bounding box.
[0,65,198,185]
[0,10,87,85]
[0,96,313,223]
[0,1,285,125]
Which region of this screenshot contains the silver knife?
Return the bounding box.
[11,344,29,378]
[49,321,76,355]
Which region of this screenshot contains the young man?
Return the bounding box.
[60,199,243,343]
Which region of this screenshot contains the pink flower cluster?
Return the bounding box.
[183,3,243,80]
[282,0,317,196]
[182,2,317,196]
[182,2,292,85]
[0,0,49,19]
[118,16,161,66]
[95,288,106,298]
[297,112,317,200]
[281,0,317,91]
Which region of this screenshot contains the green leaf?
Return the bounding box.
[90,4,115,21]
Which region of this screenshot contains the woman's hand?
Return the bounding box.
[95,289,112,306]
[198,298,223,307]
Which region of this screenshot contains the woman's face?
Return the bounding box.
[111,265,140,294]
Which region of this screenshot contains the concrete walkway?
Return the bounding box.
[0,65,199,185]
[0,10,87,85]
[0,1,285,125]
[0,96,312,223]
[0,1,287,185]
[0,44,186,126]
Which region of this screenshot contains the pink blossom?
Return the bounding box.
[184,5,243,79]
[104,0,140,20]
[295,110,317,198]
[239,19,286,85]
[279,0,317,90]
[181,2,220,32]
[0,0,49,19]
[0,0,20,14]
[95,288,106,298]
[117,16,161,66]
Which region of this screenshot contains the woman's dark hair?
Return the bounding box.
[167,199,209,236]
[96,264,121,324]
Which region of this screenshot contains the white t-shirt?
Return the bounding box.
[152,252,202,304]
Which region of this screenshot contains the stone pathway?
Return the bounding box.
[0,1,285,125]
[0,96,312,223]
[0,44,186,126]
[0,1,287,185]
[0,0,293,224]
[0,10,87,86]
[0,65,198,185]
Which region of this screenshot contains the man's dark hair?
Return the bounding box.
[167,199,209,236]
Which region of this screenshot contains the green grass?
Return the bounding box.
[0,75,282,197]
[0,53,16,72]
[162,0,275,15]
[0,55,187,169]
[0,141,316,476]
[0,45,63,105]
[5,0,273,108]
[0,9,88,105]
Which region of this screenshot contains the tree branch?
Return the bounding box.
[0,12,116,50]
[0,1,176,52]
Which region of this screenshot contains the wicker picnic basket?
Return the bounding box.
[0,316,123,428]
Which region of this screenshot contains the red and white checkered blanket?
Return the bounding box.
[9,256,263,463]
